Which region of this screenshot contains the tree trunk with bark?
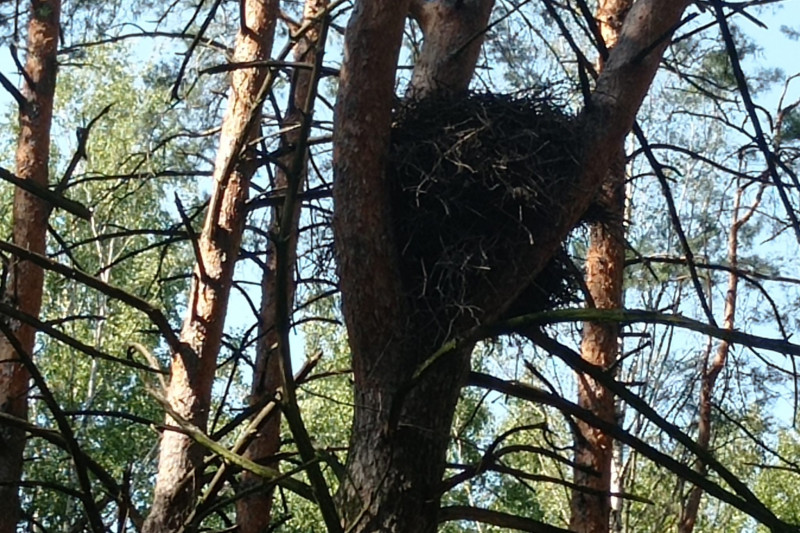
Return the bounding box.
[334,3,493,531]
[571,2,631,532]
[0,2,61,531]
[333,1,690,531]
[235,1,327,531]
[408,0,495,97]
[143,2,278,531]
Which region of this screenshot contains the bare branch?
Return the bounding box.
[439,505,573,532]
[0,167,91,220]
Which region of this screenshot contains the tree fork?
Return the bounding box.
[334,2,493,531]
[334,0,691,530]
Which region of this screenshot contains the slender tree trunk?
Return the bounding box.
[571,2,631,533]
[235,1,327,530]
[0,2,61,531]
[678,183,763,533]
[333,1,690,530]
[609,430,625,532]
[143,2,278,531]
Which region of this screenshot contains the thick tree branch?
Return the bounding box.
[439,505,573,532]
[0,240,186,361]
[495,308,800,357]
[0,301,166,374]
[0,167,91,220]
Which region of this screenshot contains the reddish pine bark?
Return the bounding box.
[0,2,62,531]
[332,4,420,530]
[235,1,328,531]
[571,2,631,533]
[143,2,278,531]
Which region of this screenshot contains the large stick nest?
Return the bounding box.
[388,92,584,325]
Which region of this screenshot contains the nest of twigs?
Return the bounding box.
[388,92,583,322]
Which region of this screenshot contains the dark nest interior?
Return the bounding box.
[388,92,584,327]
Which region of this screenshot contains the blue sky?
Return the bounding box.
[742,2,799,106]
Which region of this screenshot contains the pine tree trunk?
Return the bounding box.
[334,1,690,530]
[334,3,493,531]
[0,2,61,531]
[408,0,495,97]
[235,1,327,530]
[570,3,631,532]
[143,2,278,531]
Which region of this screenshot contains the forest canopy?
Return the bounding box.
[0,1,799,532]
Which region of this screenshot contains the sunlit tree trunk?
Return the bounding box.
[143,2,278,531]
[0,2,61,531]
[571,2,631,532]
[408,0,495,97]
[235,1,327,531]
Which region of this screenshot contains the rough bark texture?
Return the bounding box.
[143,2,278,531]
[0,2,61,531]
[235,1,327,530]
[571,2,631,532]
[333,1,690,531]
[333,2,420,530]
[334,3,493,532]
[408,0,495,96]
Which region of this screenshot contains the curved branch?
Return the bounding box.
[468,370,788,530]
[439,505,573,533]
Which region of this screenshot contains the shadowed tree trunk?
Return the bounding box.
[333,3,493,531]
[0,2,62,531]
[333,1,690,532]
[571,2,631,532]
[143,2,278,531]
[235,1,327,530]
[408,0,495,97]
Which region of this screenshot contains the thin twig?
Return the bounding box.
[632,122,717,326]
[55,103,114,194]
[713,0,800,244]
[0,70,25,108]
